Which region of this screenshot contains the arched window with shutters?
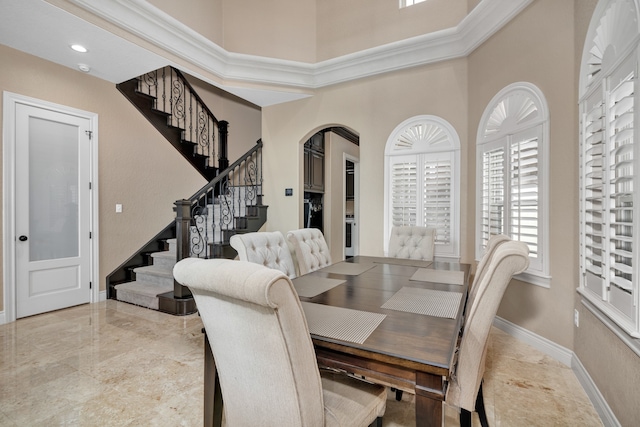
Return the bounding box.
[476,82,550,287]
[384,115,460,260]
[578,0,640,338]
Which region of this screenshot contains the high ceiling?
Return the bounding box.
[0,0,532,107]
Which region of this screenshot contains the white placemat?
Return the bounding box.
[381,287,463,319]
[410,268,465,285]
[293,276,345,298]
[320,262,376,276]
[301,302,386,344]
[374,258,434,268]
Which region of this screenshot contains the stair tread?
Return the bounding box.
[133,264,173,276]
[151,251,176,259]
[114,281,174,296]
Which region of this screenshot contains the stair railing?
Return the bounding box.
[137,66,229,172]
[175,139,264,262]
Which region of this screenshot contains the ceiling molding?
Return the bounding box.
[67,0,533,99]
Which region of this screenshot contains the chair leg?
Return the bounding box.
[460,383,490,427]
[368,416,382,427]
[475,382,489,427]
[390,387,403,401]
[460,409,472,427]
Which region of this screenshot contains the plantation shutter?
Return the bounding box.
[582,85,605,288]
[481,145,505,249]
[423,153,452,245]
[606,61,635,317]
[510,128,540,260]
[390,156,418,226]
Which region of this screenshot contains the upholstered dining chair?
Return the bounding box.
[230,230,297,278]
[387,226,436,261]
[469,234,512,304]
[287,228,333,275]
[446,240,529,427]
[173,258,386,427]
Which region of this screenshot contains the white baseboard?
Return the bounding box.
[0,310,5,325]
[572,355,621,427]
[98,290,107,302]
[494,316,620,427]
[493,316,573,366]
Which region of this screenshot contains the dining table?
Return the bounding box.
[204,255,470,427]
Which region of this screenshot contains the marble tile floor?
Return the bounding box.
[0,300,603,426]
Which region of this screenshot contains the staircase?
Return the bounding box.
[107,66,266,315]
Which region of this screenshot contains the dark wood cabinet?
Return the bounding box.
[304,132,324,193]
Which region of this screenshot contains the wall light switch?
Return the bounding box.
[116,204,123,213]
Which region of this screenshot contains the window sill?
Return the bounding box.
[514,270,551,288]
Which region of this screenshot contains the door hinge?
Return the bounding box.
[89,281,92,289]
[85,130,93,140]
[89,232,92,239]
[89,182,92,190]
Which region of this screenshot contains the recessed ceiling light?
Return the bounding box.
[71,44,88,53]
[78,63,91,73]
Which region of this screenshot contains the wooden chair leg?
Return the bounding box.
[368,416,383,427]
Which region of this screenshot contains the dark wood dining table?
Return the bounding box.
[204,255,470,427]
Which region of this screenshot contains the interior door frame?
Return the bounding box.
[344,153,359,257]
[2,91,100,324]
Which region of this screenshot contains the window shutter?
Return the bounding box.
[606,64,635,316]
[390,158,417,226]
[423,156,451,245]
[510,130,540,259]
[582,86,605,283]
[481,147,505,248]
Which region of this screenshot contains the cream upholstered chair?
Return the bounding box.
[286,228,332,275]
[469,234,511,304]
[230,231,297,278]
[173,258,386,427]
[387,226,436,261]
[446,240,529,427]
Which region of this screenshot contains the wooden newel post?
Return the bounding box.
[218,120,229,172]
[174,199,192,298]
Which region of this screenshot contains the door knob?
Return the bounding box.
[18,235,28,241]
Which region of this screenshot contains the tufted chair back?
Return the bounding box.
[387,226,436,261]
[230,231,297,278]
[286,228,332,275]
[173,258,387,426]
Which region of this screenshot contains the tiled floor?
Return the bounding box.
[0,300,603,426]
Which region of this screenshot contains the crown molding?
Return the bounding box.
[67,0,533,99]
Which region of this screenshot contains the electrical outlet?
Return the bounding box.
[574,309,579,327]
[115,204,122,213]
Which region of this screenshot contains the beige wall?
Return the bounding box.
[262,58,469,259]
[468,0,577,348]
[316,0,467,61]
[0,45,259,313]
[184,74,262,162]
[147,0,223,45]
[222,0,317,63]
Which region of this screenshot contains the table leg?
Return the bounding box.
[415,372,445,426]
[204,333,223,427]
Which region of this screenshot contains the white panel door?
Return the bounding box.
[15,103,92,318]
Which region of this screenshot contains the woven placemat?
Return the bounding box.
[410,268,465,285]
[293,276,345,298]
[301,302,386,344]
[381,287,463,319]
[320,262,376,276]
